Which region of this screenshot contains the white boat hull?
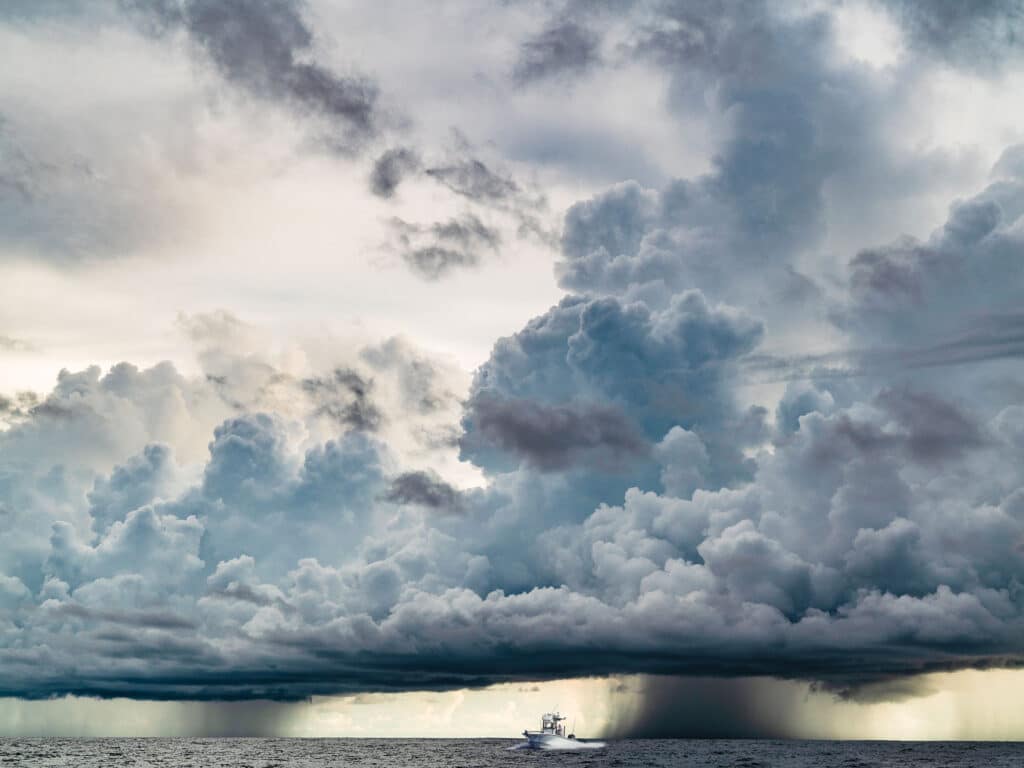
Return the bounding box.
[521,733,606,750]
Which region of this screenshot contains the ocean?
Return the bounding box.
[2,738,1024,767]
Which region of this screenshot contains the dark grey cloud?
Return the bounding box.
[384,470,464,513]
[126,0,380,149]
[513,18,601,85]
[881,0,1024,69]
[875,388,987,463]
[371,132,555,251]
[369,147,421,198]
[54,602,198,631]
[389,213,501,280]
[301,368,382,431]
[465,394,649,471]
[397,243,478,281]
[424,157,520,204]
[429,215,501,251]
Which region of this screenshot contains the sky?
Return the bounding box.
[2,0,1024,740]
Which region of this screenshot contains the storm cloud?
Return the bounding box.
[2,0,1024,727]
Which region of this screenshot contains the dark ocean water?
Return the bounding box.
[2,738,1023,767]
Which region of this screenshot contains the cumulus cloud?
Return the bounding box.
[2,276,1024,704]
[840,157,1024,350]
[459,290,763,491]
[552,0,990,340]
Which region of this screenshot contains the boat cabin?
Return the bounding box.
[539,712,567,737]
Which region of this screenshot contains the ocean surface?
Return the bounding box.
[2,737,1024,767]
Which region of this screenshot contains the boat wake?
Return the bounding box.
[508,739,607,751]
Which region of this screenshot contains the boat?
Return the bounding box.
[515,712,606,750]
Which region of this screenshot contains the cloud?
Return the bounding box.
[387,213,502,280]
[0,112,185,261]
[0,0,398,264]
[125,0,381,150]
[881,0,1024,69]
[0,334,31,352]
[1,317,1023,702]
[369,147,421,198]
[399,247,478,280]
[301,368,383,432]
[425,157,520,204]
[460,290,763,486]
[839,159,1024,347]
[552,0,983,340]
[463,395,649,471]
[874,388,987,463]
[366,127,557,260]
[383,470,464,513]
[513,18,601,85]
[88,443,178,535]
[367,130,555,280]
[743,312,1024,386]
